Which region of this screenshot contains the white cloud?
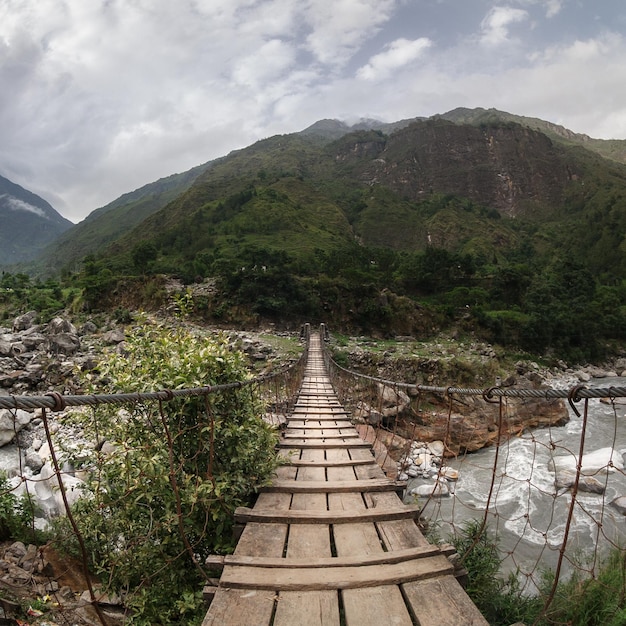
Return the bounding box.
[480,6,529,46]
[357,38,432,81]
[1,195,47,218]
[233,39,297,88]
[303,0,396,67]
[544,0,563,19]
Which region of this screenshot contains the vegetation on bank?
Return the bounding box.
[46,319,279,625]
[5,217,626,365]
[451,520,626,626]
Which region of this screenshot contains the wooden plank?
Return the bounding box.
[287,422,354,429]
[401,575,489,625]
[211,546,440,570]
[219,554,454,590]
[202,492,290,625]
[201,588,276,625]
[234,505,421,524]
[274,448,340,626]
[283,431,359,439]
[287,458,375,468]
[277,441,372,449]
[261,479,406,493]
[342,586,414,626]
[273,591,339,626]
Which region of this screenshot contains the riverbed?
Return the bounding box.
[411,377,626,590]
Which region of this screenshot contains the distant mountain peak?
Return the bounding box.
[0,174,72,267]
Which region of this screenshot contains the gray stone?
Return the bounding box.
[80,321,98,335]
[555,470,606,494]
[102,329,125,344]
[0,409,33,447]
[13,311,38,331]
[427,440,445,457]
[25,449,45,472]
[48,317,77,335]
[610,496,626,515]
[46,333,81,355]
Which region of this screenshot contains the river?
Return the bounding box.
[411,377,626,590]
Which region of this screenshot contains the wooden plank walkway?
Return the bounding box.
[202,332,488,626]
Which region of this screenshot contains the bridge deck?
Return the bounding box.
[202,333,488,626]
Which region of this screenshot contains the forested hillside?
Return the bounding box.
[9,112,626,362]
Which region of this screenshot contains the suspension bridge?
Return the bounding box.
[201,328,488,625]
[2,323,626,625]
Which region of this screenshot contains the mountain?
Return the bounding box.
[29,161,214,275]
[26,107,626,281]
[436,107,626,165]
[91,117,622,274]
[0,174,72,266]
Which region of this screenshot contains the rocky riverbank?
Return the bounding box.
[334,334,626,454]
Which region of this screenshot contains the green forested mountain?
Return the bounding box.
[22,110,626,359]
[29,161,214,275]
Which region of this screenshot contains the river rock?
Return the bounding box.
[409,480,449,498]
[439,467,459,481]
[555,469,606,494]
[427,440,445,457]
[13,311,38,331]
[0,408,33,447]
[46,332,81,355]
[0,338,12,356]
[548,447,624,475]
[48,317,77,335]
[610,496,626,515]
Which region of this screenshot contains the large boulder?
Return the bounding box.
[555,469,606,494]
[48,317,77,335]
[0,409,33,447]
[548,447,623,475]
[13,311,38,332]
[46,333,81,355]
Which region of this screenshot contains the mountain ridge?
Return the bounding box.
[0,174,73,266]
[10,107,626,275]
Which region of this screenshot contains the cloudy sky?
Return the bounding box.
[1,0,626,222]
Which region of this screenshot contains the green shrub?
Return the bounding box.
[452,520,542,625]
[539,548,626,626]
[54,318,279,625]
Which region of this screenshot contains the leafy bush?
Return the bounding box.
[54,318,279,625]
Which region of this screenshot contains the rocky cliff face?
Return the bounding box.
[359,120,578,218]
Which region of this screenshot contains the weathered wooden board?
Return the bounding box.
[287,458,376,468]
[234,505,421,524]
[201,588,276,626]
[277,440,373,449]
[219,555,454,590]
[401,575,489,625]
[283,431,359,439]
[272,590,339,626]
[262,479,405,493]
[209,546,440,570]
[342,586,414,626]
